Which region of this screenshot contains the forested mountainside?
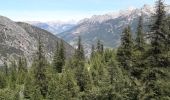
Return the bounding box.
[0,0,170,100]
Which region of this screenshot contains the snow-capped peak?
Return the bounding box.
[78,4,170,24]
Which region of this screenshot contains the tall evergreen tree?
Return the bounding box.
[53,40,65,73]
[3,61,8,76]
[33,37,48,98]
[0,71,6,89]
[140,0,170,99]
[17,56,27,84]
[53,41,59,72]
[75,36,85,60]
[9,61,17,90]
[96,40,104,54]
[24,74,33,99]
[132,15,146,79]
[60,69,79,99]
[90,44,95,59]
[147,0,168,67]
[117,26,134,70]
[135,15,145,51]
[58,40,65,72]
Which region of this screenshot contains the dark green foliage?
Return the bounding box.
[9,61,17,90]
[96,39,104,54]
[135,15,145,51]
[132,16,146,79]
[30,86,43,100]
[0,89,20,100]
[24,75,33,99]
[53,40,66,73]
[1,0,170,100]
[75,36,85,60]
[17,56,27,85]
[148,0,168,67]
[139,0,170,99]
[3,61,8,76]
[53,41,59,72]
[33,37,48,98]
[117,26,134,70]
[0,72,6,89]
[90,44,95,59]
[60,69,79,99]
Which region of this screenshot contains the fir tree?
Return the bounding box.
[140,0,170,99]
[135,15,145,51]
[96,39,104,54]
[33,37,48,98]
[24,75,33,99]
[9,61,17,90]
[30,86,43,100]
[53,40,65,73]
[17,56,27,84]
[3,61,8,76]
[90,44,95,59]
[53,41,59,72]
[75,36,85,60]
[148,0,168,67]
[58,40,65,72]
[132,15,146,79]
[117,26,134,70]
[0,71,6,89]
[60,69,79,99]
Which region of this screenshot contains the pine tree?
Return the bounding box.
[132,15,146,79]
[58,40,65,73]
[60,69,79,99]
[96,40,104,54]
[135,15,145,51]
[117,26,134,70]
[78,66,92,93]
[90,44,95,59]
[53,41,59,72]
[9,61,17,90]
[53,40,65,73]
[75,36,85,60]
[30,86,43,100]
[24,75,33,99]
[17,56,27,84]
[147,0,168,67]
[0,71,6,89]
[96,40,101,52]
[3,61,8,76]
[33,37,48,98]
[140,0,170,99]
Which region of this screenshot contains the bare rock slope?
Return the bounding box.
[0,16,74,65]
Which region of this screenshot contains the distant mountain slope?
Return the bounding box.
[0,16,74,65]
[58,5,170,55]
[28,21,76,35]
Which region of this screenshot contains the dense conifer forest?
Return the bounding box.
[0,0,170,99]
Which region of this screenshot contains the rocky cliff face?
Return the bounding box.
[0,16,74,65]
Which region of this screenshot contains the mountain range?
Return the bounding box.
[0,16,74,65]
[29,4,170,56]
[27,21,76,35]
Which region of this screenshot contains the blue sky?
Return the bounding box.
[0,0,169,22]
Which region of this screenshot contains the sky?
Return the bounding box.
[0,0,170,22]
